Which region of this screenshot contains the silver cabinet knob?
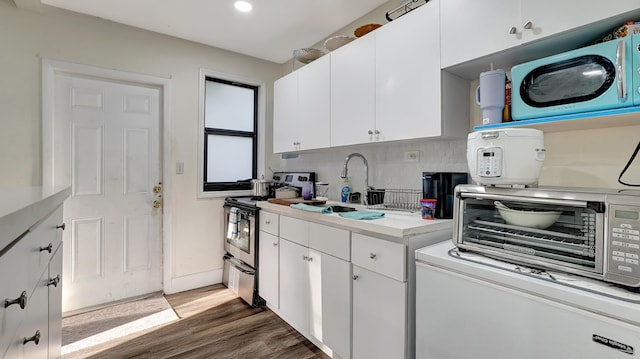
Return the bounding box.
[307,256,313,262]
[508,26,517,34]
[272,242,278,247]
[302,255,308,261]
[374,130,380,135]
[523,21,533,30]
[353,275,359,281]
[368,130,374,135]
[265,220,271,224]
[369,253,377,259]
[47,275,61,287]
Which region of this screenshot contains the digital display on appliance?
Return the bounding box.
[483,152,495,157]
[285,175,293,182]
[615,209,639,220]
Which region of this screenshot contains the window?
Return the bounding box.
[202,76,258,193]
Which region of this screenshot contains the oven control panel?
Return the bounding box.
[606,204,640,286]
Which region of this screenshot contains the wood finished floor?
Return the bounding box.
[62,284,330,359]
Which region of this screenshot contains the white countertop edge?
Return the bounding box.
[0,186,72,253]
[257,201,453,239]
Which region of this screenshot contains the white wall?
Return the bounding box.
[0,0,283,293]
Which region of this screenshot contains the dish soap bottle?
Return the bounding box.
[340,177,351,203]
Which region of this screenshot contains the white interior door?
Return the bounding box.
[54,73,163,313]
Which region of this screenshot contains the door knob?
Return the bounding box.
[153,185,162,194]
[152,200,162,208]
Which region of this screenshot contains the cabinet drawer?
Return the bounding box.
[352,233,406,281]
[309,223,350,261]
[259,211,279,236]
[279,216,308,246]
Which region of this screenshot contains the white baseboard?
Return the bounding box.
[163,268,223,294]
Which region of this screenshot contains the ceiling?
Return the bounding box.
[37,0,393,64]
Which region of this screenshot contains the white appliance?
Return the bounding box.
[467,128,546,186]
[415,241,640,359]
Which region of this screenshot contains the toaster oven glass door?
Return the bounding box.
[457,195,604,274]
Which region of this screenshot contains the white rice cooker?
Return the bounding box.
[467,128,545,186]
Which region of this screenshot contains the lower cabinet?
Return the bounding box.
[278,236,352,359]
[258,231,279,308]
[1,205,65,359]
[352,265,407,359]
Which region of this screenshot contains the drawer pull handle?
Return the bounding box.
[265,220,271,224]
[56,223,66,230]
[40,242,53,253]
[353,275,359,281]
[272,242,278,247]
[23,330,40,345]
[48,275,61,287]
[369,253,377,259]
[5,291,27,309]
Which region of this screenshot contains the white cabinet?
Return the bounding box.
[330,34,376,147]
[279,238,310,333]
[276,215,352,358]
[441,0,640,68]
[258,231,279,308]
[351,233,407,359]
[258,211,279,308]
[273,55,331,153]
[375,0,446,142]
[330,0,466,147]
[1,203,66,359]
[352,264,406,359]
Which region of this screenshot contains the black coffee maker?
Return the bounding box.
[422,172,468,219]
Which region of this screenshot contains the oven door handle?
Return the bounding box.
[460,192,589,207]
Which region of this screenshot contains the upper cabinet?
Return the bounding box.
[441,0,640,69]
[275,0,468,153]
[375,0,446,142]
[330,34,376,147]
[273,55,331,153]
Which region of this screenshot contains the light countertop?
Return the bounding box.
[257,200,453,239]
[0,186,71,254]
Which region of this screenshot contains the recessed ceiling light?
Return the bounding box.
[234,1,253,12]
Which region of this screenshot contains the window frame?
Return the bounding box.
[197,69,266,198]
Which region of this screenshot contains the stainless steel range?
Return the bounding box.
[222,171,315,307]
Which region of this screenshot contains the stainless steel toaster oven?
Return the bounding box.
[452,185,640,288]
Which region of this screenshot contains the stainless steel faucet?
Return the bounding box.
[341,153,370,205]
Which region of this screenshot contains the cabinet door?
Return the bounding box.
[273,71,298,153]
[279,238,309,334]
[48,243,63,359]
[440,0,520,68]
[375,0,443,142]
[313,250,351,359]
[352,265,406,359]
[258,231,279,308]
[521,0,640,43]
[18,272,49,359]
[297,55,331,151]
[330,34,376,147]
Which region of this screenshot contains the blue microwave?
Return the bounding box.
[511,33,640,120]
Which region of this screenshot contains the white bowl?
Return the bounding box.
[324,35,356,51]
[293,48,325,64]
[496,205,561,229]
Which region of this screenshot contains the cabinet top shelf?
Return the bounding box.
[474,106,640,133]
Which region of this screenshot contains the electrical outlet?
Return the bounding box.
[176,162,184,174]
[404,150,420,162]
